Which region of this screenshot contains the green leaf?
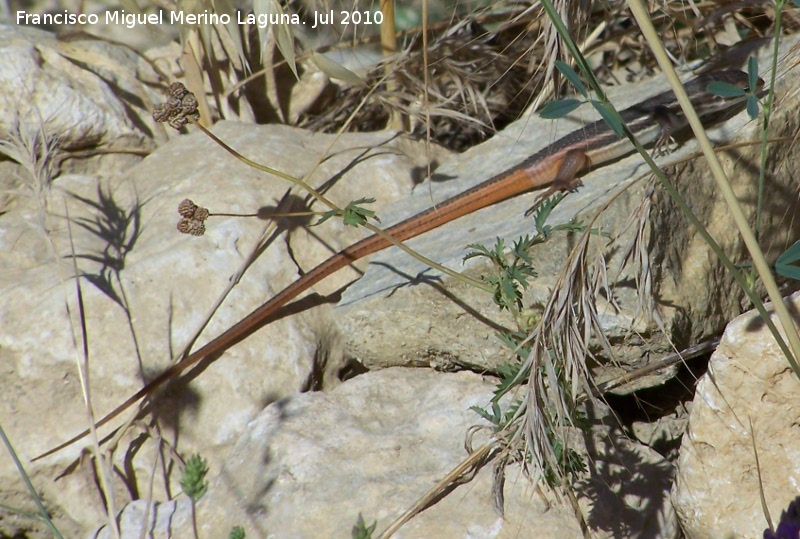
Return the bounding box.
[463,243,492,262]
[470,404,497,424]
[776,240,800,280]
[777,240,800,264]
[551,218,586,234]
[554,61,586,96]
[748,56,760,92]
[315,198,377,227]
[494,362,524,395]
[228,526,246,539]
[539,98,582,120]
[342,201,376,226]
[496,331,531,360]
[532,192,567,233]
[746,94,760,119]
[707,81,746,98]
[498,275,520,308]
[352,514,376,539]
[465,238,504,264]
[776,264,800,281]
[512,235,537,264]
[591,100,624,136]
[508,265,536,288]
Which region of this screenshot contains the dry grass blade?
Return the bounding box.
[64,203,121,539]
[751,417,774,533]
[0,120,60,225]
[613,179,658,325]
[375,441,499,539]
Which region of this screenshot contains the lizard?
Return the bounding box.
[34,68,761,460]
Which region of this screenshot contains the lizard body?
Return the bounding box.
[35,69,759,460]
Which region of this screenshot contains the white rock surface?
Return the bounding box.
[92,498,194,539]
[672,292,800,538]
[0,24,162,152]
[191,368,676,539]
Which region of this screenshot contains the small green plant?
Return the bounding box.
[471,399,521,432]
[464,212,584,317]
[315,197,377,227]
[706,56,763,120]
[229,525,246,539]
[465,236,536,313]
[181,453,209,539]
[467,206,591,488]
[538,61,627,135]
[490,350,529,398]
[542,431,587,486]
[181,454,209,501]
[472,396,587,487]
[352,513,376,539]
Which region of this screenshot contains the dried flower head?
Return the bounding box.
[177,218,205,236]
[192,206,209,222]
[176,199,210,236]
[153,82,200,129]
[178,198,198,218]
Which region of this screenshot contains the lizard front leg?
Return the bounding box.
[524,148,590,216]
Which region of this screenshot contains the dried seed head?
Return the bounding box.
[152,103,169,123]
[169,82,188,99]
[177,218,205,236]
[178,198,198,218]
[153,82,201,129]
[192,206,209,222]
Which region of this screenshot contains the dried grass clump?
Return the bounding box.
[299,17,537,151]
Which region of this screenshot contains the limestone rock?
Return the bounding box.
[0,24,162,153]
[192,368,676,538]
[92,498,194,539]
[672,292,800,538]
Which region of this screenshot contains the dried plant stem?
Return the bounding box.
[176,206,285,357]
[376,441,499,539]
[64,206,121,539]
[380,0,404,130]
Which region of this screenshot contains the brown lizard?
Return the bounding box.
[34,69,759,460]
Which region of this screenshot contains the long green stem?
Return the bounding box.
[0,424,64,539]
